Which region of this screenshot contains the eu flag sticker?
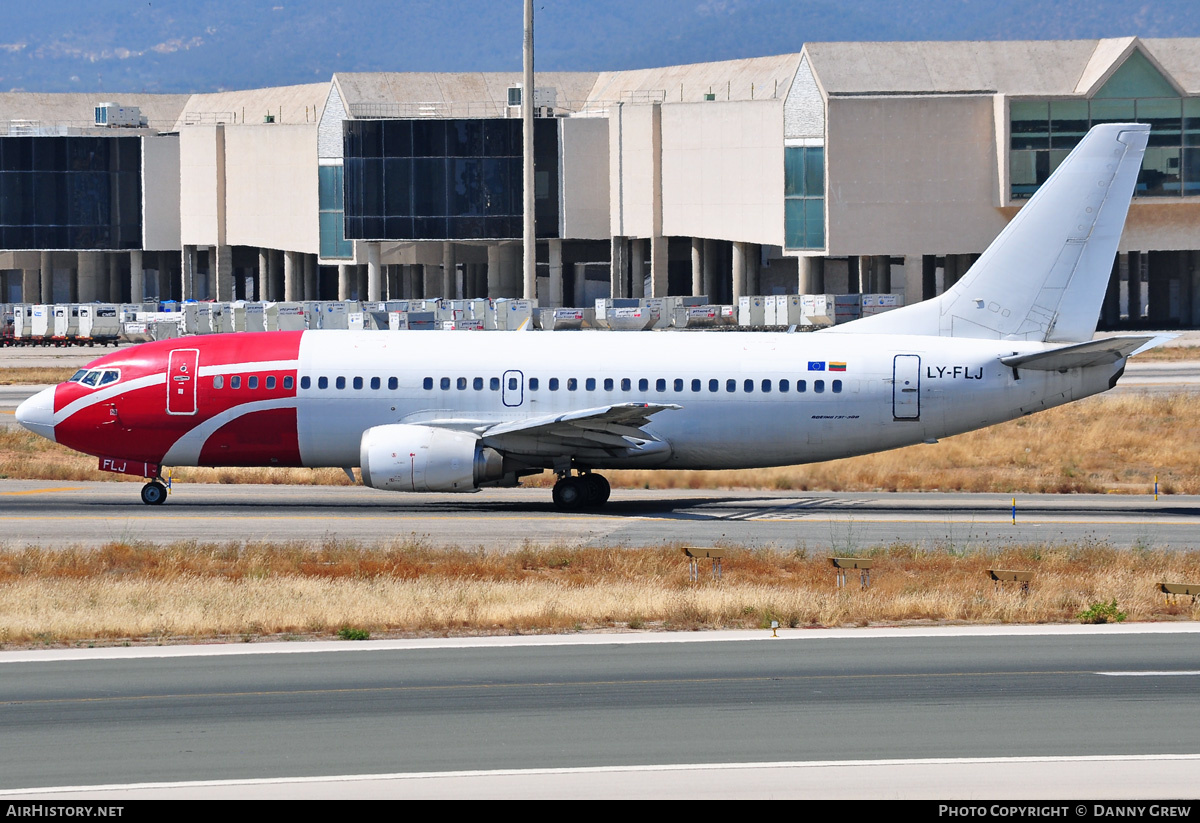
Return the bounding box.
[808,361,825,371]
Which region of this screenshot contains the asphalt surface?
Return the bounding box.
[0,627,1197,798]
[0,481,1195,550]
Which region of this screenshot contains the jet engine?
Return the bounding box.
[359,424,505,493]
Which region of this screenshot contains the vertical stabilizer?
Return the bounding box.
[828,123,1149,342]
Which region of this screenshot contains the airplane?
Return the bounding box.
[15,123,1165,509]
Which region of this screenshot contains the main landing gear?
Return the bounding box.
[551,472,611,510]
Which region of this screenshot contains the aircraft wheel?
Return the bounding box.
[581,473,610,507]
[140,482,168,506]
[552,476,585,510]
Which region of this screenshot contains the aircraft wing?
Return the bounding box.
[480,402,681,458]
[999,335,1171,371]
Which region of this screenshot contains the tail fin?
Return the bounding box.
[829,123,1149,342]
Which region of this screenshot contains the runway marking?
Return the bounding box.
[4,754,1199,798]
[0,487,83,496]
[1096,670,1200,677]
[0,668,1154,707]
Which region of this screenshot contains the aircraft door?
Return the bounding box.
[893,354,920,420]
[167,349,200,416]
[502,369,524,407]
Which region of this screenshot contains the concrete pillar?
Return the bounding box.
[106,254,120,302]
[257,249,269,303]
[21,269,38,303]
[650,235,668,297]
[338,265,353,301]
[129,250,144,304]
[303,254,317,301]
[1127,251,1142,322]
[487,245,503,299]
[731,241,746,303]
[215,244,234,302]
[39,251,53,303]
[631,238,645,298]
[440,242,455,301]
[422,264,440,298]
[610,236,627,299]
[702,239,717,300]
[691,238,703,297]
[798,256,822,294]
[283,250,299,301]
[181,246,197,301]
[367,242,382,301]
[547,239,563,307]
[75,251,98,303]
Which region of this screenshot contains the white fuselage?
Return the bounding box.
[283,329,1118,471]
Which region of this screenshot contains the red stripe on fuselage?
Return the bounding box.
[198,407,302,467]
[52,331,304,466]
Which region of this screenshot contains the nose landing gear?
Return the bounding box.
[140,481,168,505]
[551,471,611,510]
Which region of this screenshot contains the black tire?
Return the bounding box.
[140,482,167,506]
[552,477,585,510]
[581,473,610,507]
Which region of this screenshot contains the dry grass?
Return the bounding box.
[0,540,1196,647]
[1124,346,1200,362]
[0,367,78,385]
[4,390,1200,494]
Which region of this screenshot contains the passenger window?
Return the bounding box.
[423,377,433,390]
[370,377,380,390]
[231,376,241,389]
[779,379,789,393]
[213,375,224,389]
[567,378,577,391]
[762,379,771,393]
[549,378,559,391]
[797,380,806,393]
[439,377,450,390]
[833,380,842,393]
[387,377,397,390]
[709,379,718,392]
[266,376,277,390]
[353,377,363,390]
[586,378,596,391]
[744,379,754,393]
[815,380,825,393]
[656,379,666,392]
[638,379,648,391]
[509,377,518,390]
[621,378,631,391]
[248,376,259,390]
[726,379,736,393]
[527,377,537,391]
[296,376,305,390]
[603,378,613,391]
[691,379,701,392]
[490,377,500,391]
[319,376,330,390]
[457,377,467,390]
[674,379,683,392]
[337,376,348,390]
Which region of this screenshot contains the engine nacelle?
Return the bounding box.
[359,424,505,493]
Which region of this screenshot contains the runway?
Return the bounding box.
[1,481,1194,550]
[0,626,1197,798]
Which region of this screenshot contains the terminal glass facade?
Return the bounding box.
[342,118,560,240]
[1011,50,1200,199]
[0,136,142,249]
[784,146,824,250]
[318,164,353,258]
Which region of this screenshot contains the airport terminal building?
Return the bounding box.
[1,36,1198,329]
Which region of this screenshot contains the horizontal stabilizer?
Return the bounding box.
[999,336,1168,371]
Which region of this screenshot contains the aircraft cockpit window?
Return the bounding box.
[68,370,87,383]
[80,371,101,387]
[98,370,120,386]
